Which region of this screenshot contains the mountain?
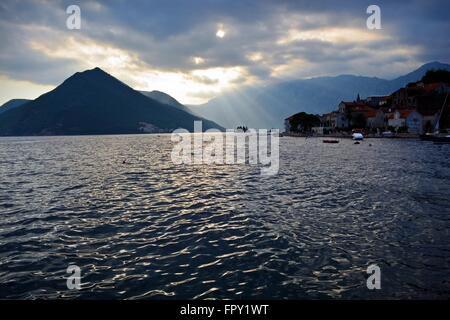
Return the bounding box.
[390,61,450,87]
[0,99,30,114]
[190,61,450,129]
[140,90,192,114]
[0,68,223,136]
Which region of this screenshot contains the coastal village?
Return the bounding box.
[284,70,450,137]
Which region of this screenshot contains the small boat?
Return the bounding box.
[323,139,339,144]
[352,133,364,141]
[421,91,449,143]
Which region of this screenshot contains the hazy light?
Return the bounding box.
[246,52,263,62]
[193,56,205,65]
[0,75,54,105]
[29,36,135,69]
[191,67,243,85]
[27,35,252,105]
[216,29,226,38]
[277,27,387,45]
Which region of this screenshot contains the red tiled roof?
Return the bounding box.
[344,103,378,117]
[366,110,377,118]
[386,109,417,119]
[422,82,449,92]
[399,110,415,118]
[341,101,368,108]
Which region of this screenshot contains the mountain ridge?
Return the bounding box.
[190,61,450,128]
[140,90,193,114]
[2,62,449,133]
[0,99,30,114]
[0,67,223,136]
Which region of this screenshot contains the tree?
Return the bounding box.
[289,112,320,133]
[397,125,408,133]
[421,69,450,84]
[352,113,367,129]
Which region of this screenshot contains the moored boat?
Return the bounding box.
[420,91,449,143]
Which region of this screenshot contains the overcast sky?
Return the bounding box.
[0,0,449,105]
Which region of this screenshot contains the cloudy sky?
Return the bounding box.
[0,0,449,105]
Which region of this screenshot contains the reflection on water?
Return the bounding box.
[0,135,449,299]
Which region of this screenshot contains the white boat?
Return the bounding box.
[352,133,364,141]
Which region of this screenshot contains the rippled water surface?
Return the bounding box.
[0,135,449,299]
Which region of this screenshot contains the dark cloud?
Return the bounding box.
[0,0,449,98]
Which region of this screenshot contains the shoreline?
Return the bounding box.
[280,132,421,139]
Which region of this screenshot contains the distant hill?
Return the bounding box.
[0,68,223,136]
[390,61,450,87]
[140,90,193,114]
[0,99,30,114]
[190,61,450,129]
